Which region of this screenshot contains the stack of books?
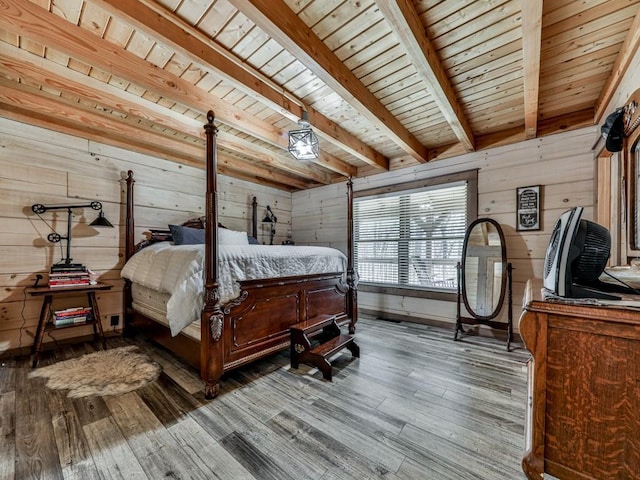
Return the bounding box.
[49,264,90,287]
[53,306,93,326]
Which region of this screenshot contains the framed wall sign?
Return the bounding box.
[516,185,541,231]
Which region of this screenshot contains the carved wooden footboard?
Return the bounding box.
[201,272,351,398]
[220,272,348,369]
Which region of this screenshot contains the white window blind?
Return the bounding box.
[354,182,468,290]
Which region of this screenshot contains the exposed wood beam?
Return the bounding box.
[312,151,357,178]
[0,42,204,139]
[0,0,288,152]
[0,102,200,167]
[0,100,312,192]
[424,109,594,164]
[376,0,475,151]
[0,78,319,190]
[89,0,387,172]
[536,108,594,137]
[229,0,429,163]
[521,0,542,139]
[216,165,299,192]
[217,131,333,185]
[217,152,311,190]
[0,78,205,164]
[594,6,640,123]
[0,43,333,185]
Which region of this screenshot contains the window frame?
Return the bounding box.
[354,169,478,300]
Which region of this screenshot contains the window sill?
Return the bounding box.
[358,283,457,301]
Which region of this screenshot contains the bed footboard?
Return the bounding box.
[201,272,348,395]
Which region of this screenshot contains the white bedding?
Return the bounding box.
[121,242,347,336]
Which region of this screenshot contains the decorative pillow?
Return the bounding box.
[218,228,250,245]
[247,235,259,245]
[169,224,205,245]
[169,225,250,245]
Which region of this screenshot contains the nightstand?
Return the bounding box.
[27,283,113,367]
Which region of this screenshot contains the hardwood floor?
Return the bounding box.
[1,316,530,479]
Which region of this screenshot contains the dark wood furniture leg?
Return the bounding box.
[87,291,107,350]
[32,294,52,368]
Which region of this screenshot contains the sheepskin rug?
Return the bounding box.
[29,345,161,398]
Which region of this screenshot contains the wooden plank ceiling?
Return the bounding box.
[0,0,639,191]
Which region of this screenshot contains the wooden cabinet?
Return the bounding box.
[519,280,640,479]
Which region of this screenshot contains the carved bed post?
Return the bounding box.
[252,196,258,239]
[346,177,358,334]
[123,170,135,336]
[201,111,224,399]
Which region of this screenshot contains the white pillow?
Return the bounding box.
[218,227,249,245]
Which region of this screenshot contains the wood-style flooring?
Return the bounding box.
[0,316,531,479]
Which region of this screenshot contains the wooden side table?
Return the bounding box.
[26,283,113,367]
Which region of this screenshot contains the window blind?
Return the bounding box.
[354,182,468,290]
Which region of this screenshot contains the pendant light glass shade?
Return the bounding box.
[288,111,319,160]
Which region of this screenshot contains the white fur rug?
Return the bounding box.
[29,345,161,398]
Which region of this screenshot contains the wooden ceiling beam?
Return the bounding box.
[0,42,204,139]
[594,6,640,123]
[0,78,206,164]
[217,131,334,185]
[312,151,357,178]
[0,43,332,185]
[0,78,321,189]
[216,165,299,192]
[0,96,311,192]
[0,102,201,167]
[522,0,543,139]
[0,0,288,152]
[375,0,475,152]
[217,152,312,191]
[229,0,429,163]
[536,108,594,137]
[89,0,387,172]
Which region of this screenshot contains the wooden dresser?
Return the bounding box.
[519,280,640,479]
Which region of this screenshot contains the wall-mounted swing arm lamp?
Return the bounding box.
[262,205,278,245]
[288,111,319,160]
[31,201,114,267]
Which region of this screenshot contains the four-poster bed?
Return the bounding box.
[123,111,358,398]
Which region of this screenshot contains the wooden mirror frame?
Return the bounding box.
[454,218,513,350]
[623,89,640,259]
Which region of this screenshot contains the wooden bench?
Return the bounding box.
[290,314,359,381]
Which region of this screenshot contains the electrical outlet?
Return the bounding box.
[110,315,119,327]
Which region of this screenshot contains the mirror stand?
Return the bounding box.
[454,262,513,350]
[453,218,514,351]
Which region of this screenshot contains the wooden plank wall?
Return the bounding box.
[292,126,599,330]
[0,117,291,355]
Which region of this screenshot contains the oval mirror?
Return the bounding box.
[461,218,507,320]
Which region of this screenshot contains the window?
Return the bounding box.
[354,171,477,294]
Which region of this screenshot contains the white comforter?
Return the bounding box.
[120,242,347,335]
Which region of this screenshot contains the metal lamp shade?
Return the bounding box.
[90,210,114,227]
